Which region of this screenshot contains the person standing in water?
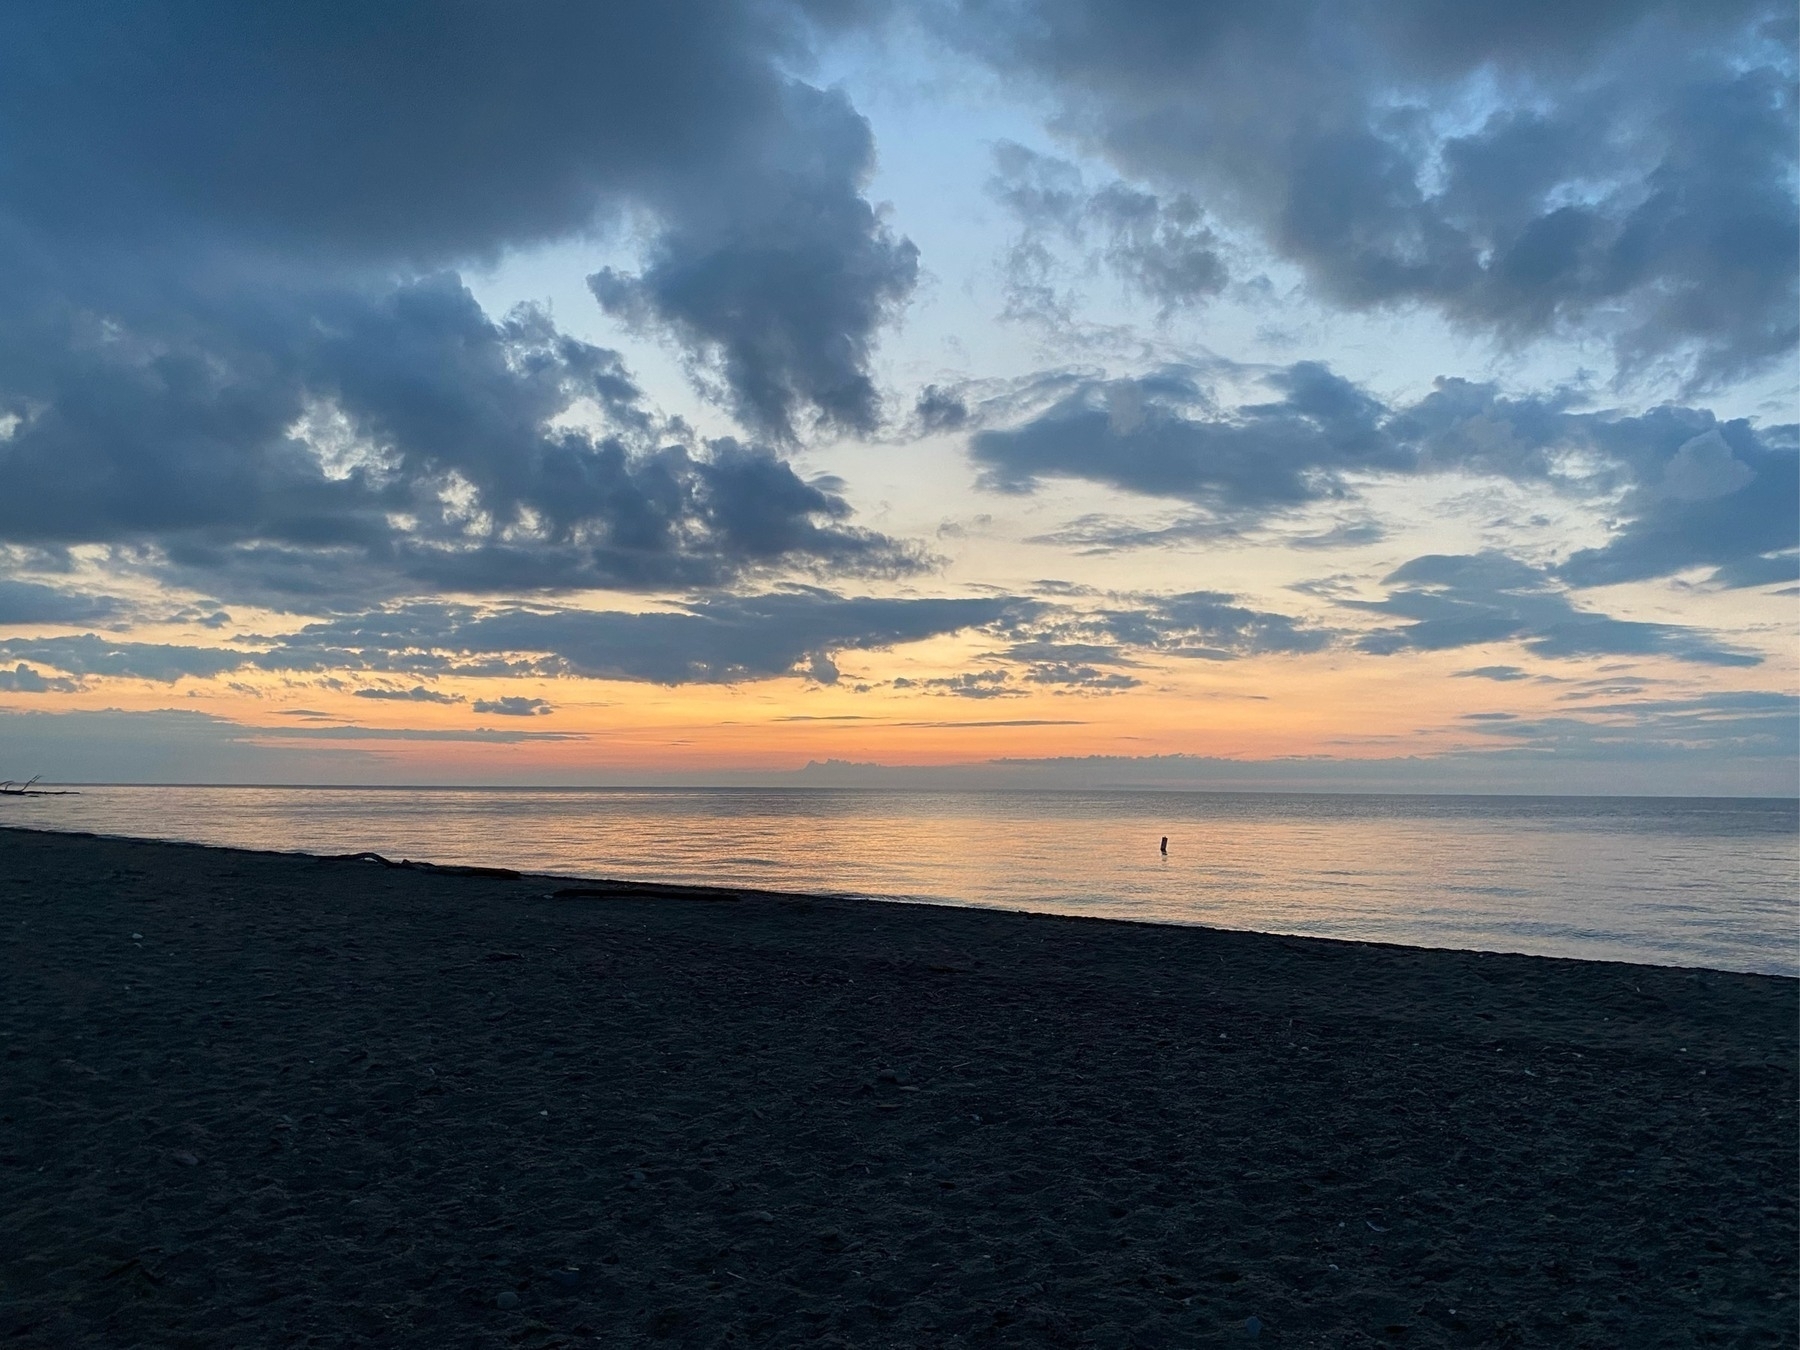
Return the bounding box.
[1160,836,1168,855]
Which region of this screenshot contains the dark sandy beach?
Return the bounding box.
[0,826,1793,1348]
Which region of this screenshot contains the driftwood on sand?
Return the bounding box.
[321,851,741,899]
[320,849,522,880]
[0,775,78,797]
[550,881,741,902]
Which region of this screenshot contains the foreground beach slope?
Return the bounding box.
[1,827,1793,1347]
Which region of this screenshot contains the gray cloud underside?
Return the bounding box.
[931,0,1797,386]
[0,272,923,603]
[287,593,1024,686]
[0,1,1786,633]
[0,580,122,627]
[0,663,79,694]
[0,637,251,684]
[967,362,1798,589]
[973,362,1404,507]
[1351,553,1761,666]
[1084,591,1331,662]
[472,697,553,717]
[0,2,923,602]
[1015,564,1757,671]
[0,592,1023,689]
[871,590,1341,696]
[900,670,1018,699]
[887,588,1336,695]
[354,686,463,705]
[589,81,918,441]
[0,549,1755,697]
[1,1,917,431]
[1454,665,1533,682]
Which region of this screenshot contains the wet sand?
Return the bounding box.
[1,825,1793,1348]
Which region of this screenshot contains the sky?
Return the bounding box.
[0,0,1794,793]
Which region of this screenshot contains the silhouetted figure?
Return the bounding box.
[1160,836,1168,855]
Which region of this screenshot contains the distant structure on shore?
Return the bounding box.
[1160,836,1168,855]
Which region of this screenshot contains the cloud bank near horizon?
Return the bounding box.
[4,687,1791,795]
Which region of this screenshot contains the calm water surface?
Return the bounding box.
[5,786,1795,975]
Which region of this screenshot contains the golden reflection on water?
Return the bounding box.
[6,786,1795,974]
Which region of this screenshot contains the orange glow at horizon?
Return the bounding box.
[14,627,1787,781]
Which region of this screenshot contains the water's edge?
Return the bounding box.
[3,786,1794,976]
[5,820,1794,984]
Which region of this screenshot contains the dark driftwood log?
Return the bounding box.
[404,861,523,879]
[0,776,78,797]
[323,850,401,867]
[321,851,521,880]
[551,882,740,903]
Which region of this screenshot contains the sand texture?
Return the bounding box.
[1,825,1793,1348]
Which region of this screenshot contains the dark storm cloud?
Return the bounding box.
[966,363,1797,588]
[0,272,924,601]
[933,0,1796,385]
[971,362,1401,513]
[689,441,911,570]
[1,3,792,259]
[0,581,121,627]
[590,84,919,440]
[0,1,919,599]
[1351,553,1761,666]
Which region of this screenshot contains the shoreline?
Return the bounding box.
[2,825,1794,1347]
[3,817,1791,980]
